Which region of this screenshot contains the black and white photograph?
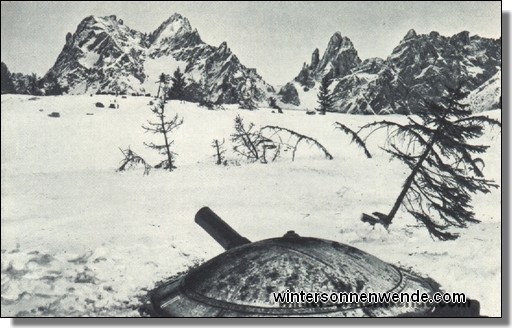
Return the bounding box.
[0,1,504,320]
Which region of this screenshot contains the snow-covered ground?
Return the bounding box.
[1,95,501,317]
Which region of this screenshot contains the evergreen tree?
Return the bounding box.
[238,97,258,110]
[28,73,42,95]
[316,75,335,115]
[156,73,170,99]
[268,97,283,113]
[168,67,187,102]
[1,62,16,94]
[184,81,207,103]
[44,72,66,96]
[335,87,501,240]
[219,74,237,103]
[239,79,258,110]
[142,99,184,171]
[10,73,28,94]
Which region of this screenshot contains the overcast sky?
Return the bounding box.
[0,1,502,85]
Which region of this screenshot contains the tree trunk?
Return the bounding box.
[386,132,439,222]
[160,113,173,171]
[319,104,326,115]
[214,140,221,165]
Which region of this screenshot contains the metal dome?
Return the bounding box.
[148,207,480,317]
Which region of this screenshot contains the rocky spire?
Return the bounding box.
[311,48,320,68]
[315,32,360,78]
[404,29,417,40]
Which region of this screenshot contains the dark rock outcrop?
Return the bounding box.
[278,83,300,106]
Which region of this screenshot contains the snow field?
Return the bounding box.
[1,95,501,316]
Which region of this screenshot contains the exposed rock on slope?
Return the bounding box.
[464,69,501,112]
[45,14,274,104]
[281,30,501,114]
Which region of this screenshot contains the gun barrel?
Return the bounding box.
[194,207,251,250]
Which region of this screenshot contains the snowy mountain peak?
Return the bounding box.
[451,30,470,45]
[73,14,143,46]
[45,14,273,104]
[148,13,200,50]
[290,32,361,93]
[281,29,500,114]
[311,48,320,68]
[78,15,125,32]
[218,41,228,49]
[404,29,417,40]
[157,13,193,35]
[48,13,146,90]
[215,41,233,56]
[429,31,440,38]
[328,32,354,50]
[330,31,343,42]
[98,14,119,23]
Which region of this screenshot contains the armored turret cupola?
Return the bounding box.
[148,207,481,317]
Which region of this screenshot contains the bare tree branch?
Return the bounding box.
[260,125,333,160]
[333,122,372,158]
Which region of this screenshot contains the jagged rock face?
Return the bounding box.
[317,33,361,78]
[45,14,274,103]
[294,32,362,88]
[283,30,501,114]
[48,15,147,94]
[147,14,202,54]
[371,30,501,114]
[311,48,320,68]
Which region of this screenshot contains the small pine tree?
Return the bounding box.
[316,75,335,115]
[231,115,266,162]
[239,78,258,110]
[43,72,66,95]
[182,81,206,103]
[156,73,170,99]
[211,139,227,165]
[239,97,258,110]
[230,115,333,163]
[142,98,184,171]
[117,147,152,175]
[168,67,187,102]
[336,87,501,240]
[1,62,16,94]
[268,97,283,113]
[28,73,41,95]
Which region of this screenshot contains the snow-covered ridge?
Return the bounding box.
[281,29,501,114]
[46,14,274,104]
